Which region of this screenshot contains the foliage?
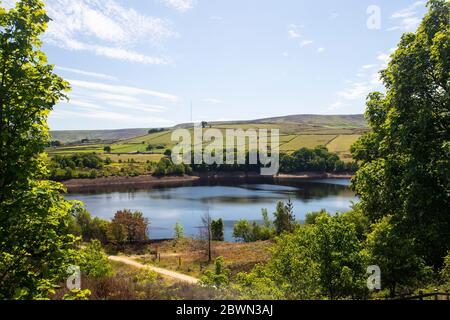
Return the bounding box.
[62,289,91,300]
[280,146,358,173]
[440,252,450,284]
[233,209,276,242]
[200,257,230,287]
[78,240,112,279]
[0,0,78,299]
[51,153,104,170]
[304,209,328,225]
[153,157,187,177]
[71,206,110,243]
[233,265,286,300]
[173,221,184,239]
[211,219,224,241]
[273,200,296,235]
[237,213,368,299]
[351,0,450,268]
[108,210,149,243]
[107,222,128,246]
[365,216,431,297]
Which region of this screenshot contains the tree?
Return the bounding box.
[211,219,224,241]
[0,1,77,299]
[110,210,149,243]
[304,209,328,225]
[313,214,367,299]
[351,0,450,268]
[199,212,213,263]
[233,220,254,243]
[200,257,230,287]
[273,200,296,235]
[164,149,172,157]
[440,252,450,284]
[241,214,368,299]
[365,216,429,297]
[103,146,111,153]
[107,222,128,246]
[174,221,184,239]
[78,240,112,279]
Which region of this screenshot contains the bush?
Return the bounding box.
[211,219,224,241]
[79,240,112,279]
[200,257,230,287]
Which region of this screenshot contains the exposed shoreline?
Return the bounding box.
[62,172,354,192]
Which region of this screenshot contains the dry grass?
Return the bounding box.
[130,238,273,278]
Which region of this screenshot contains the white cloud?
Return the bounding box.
[43,0,177,64]
[389,1,425,31]
[56,66,118,81]
[337,81,372,101]
[160,0,195,13]
[377,51,391,67]
[300,40,313,47]
[288,24,301,38]
[370,71,383,86]
[317,47,325,53]
[68,79,178,102]
[330,12,340,19]
[204,98,224,104]
[361,64,376,70]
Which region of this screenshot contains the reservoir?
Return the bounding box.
[66,179,358,241]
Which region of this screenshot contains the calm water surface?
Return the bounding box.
[66,179,358,241]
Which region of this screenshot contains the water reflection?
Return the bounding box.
[65,179,358,241]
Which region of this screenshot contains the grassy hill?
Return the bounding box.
[48,114,368,162]
[50,128,153,144]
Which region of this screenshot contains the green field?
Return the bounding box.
[47,115,369,162]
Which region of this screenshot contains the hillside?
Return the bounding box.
[50,128,153,144]
[48,114,368,163]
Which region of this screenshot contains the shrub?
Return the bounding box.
[79,240,112,279]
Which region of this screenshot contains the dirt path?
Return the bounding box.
[108,255,199,285]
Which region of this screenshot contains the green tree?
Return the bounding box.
[200,256,230,287]
[365,216,429,297]
[103,146,111,153]
[78,240,112,279]
[107,222,128,246]
[304,209,328,225]
[211,218,224,241]
[174,221,184,239]
[440,252,450,284]
[233,220,254,243]
[351,0,450,267]
[273,200,296,235]
[239,214,367,299]
[0,0,77,299]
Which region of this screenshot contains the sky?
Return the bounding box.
[3,0,429,130]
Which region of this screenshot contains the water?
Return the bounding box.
[65,179,358,241]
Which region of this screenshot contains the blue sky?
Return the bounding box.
[4,0,429,130]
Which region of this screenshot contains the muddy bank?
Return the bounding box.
[275,172,354,180]
[63,175,201,193]
[62,171,353,192]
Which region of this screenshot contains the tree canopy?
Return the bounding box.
[0,0,78,299]
[351,0,450,267]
